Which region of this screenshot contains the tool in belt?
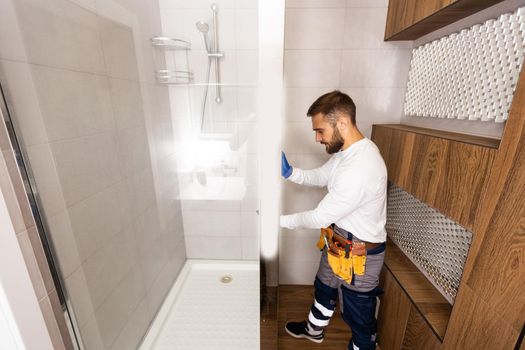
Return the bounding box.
[316,226,367,283]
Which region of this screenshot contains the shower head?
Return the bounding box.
[196,21,209,33]
[196,21,211,51]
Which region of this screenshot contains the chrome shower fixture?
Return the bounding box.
[196,3,224,132]
[196,3,223,103]
[195,21,210,52]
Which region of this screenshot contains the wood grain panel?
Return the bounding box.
[371,125,393,167]
[402,306,441,350]
[435,142,496,229]
[372,124,497,230]
[385,129,415,189]
[462,66,525,332]
[406,134,449,207]
[375,124,499,149]
[377,268,411,350]
[384,240,451,340]
[442,284,519,349]
[436,66,525,348]
[385,0,505,41]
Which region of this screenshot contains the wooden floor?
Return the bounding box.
[277,285,351,349]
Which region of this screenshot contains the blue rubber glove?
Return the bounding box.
[281,151,293,178]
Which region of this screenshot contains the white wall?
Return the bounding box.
[280,0,412,284]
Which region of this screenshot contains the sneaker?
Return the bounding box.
[284,321,324,343]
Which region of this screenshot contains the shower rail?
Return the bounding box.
[211,3,222,103]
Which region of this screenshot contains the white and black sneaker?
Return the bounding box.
[284,321,324,343]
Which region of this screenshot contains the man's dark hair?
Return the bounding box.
[307,90,356,126]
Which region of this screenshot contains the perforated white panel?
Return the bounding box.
[404,7,525,123]
[386,183,472,304]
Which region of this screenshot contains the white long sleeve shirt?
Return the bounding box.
[280,138,387,243]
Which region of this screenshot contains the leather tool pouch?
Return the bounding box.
[318,227,353,283]
[351,241,367,276]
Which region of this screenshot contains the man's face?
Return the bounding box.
[311,113,344,154]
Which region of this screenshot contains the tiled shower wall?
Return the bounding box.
[159,0,259,260]
[280,0,412,284]
[0,0,185,349]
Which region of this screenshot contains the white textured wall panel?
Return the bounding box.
[404,7,525,123]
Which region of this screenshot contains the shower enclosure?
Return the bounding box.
[0,0,283,348]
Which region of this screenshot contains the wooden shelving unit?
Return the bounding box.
[384,0,505,41]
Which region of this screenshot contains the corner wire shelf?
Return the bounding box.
[151,37,191,50]
[151,37,194,85]
[155,70,194,84]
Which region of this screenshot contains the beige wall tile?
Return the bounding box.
[68,181,132,261]
[0,60,48,147]
[79,315,104,350]
[108,78,145,130]
[31,66,115,142]
[94,265,145,349]
[12,0,105,73]
[283,120,324,155]
[183,210,241,236]
[285,9,346,49]
[282,179,327,213]
[50,132,122,206]
[235,9,258,50]
[145,261,178,321]
[185,236,242,259]
[344,7,412,49]
[284,50,342,87]
[97,17,139,80]
[116,126,151,174]
[64,267,96,329]
[340,49,412,88]
[80,246,120,312]
[0,0,29,61]
[25,144,67,217]
[109,300,150,350]
[286,0,346,8]
[237,50,258,85]
[46,211,81,278]
[347,0,387,7]
[137,235,169,288]
[285,87,338,121]
[280,229,320,264]
[125,168,157,219]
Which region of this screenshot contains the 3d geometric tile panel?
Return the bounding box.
[386,183,473,304]
[404,7,525,123]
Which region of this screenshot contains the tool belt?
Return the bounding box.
[316,227,367,283]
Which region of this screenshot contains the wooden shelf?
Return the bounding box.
[383,239,452,340]
[385,0,506,41]
[376,124,500,149]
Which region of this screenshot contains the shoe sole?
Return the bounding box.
[284,326,324,344]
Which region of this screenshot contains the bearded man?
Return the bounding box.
[280,90,387,350]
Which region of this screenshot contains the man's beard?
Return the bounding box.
[323,127,344,154]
